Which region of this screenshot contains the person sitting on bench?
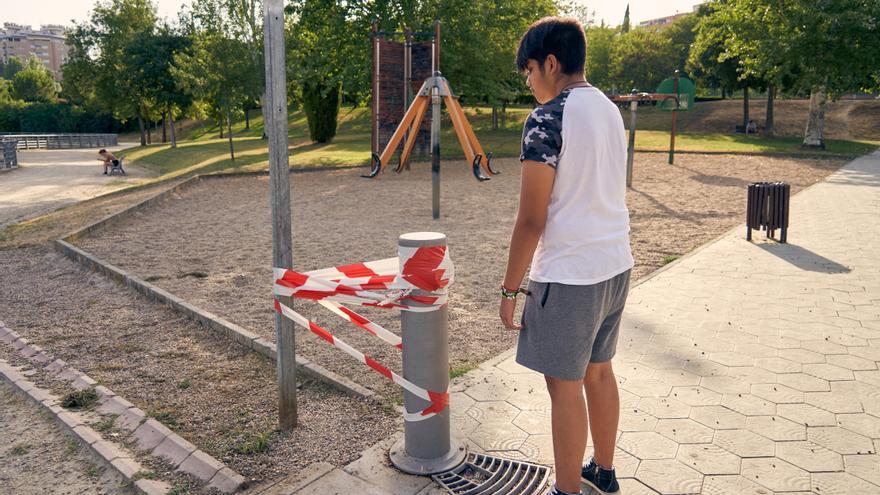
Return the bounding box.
[97,149,120,175]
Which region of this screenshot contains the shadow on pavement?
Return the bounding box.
[754,242,851,274]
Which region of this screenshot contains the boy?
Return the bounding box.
[499,17,633,495]
[97,149,120,175]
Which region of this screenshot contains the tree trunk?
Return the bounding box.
[162,111,167,143]
[742,86,750,133]
[168,104,177,149]
[245,105,250,129]
[227,103,235,161]
[721,87,726,99]
[765,84,775,137]
[491,106,499,130]
[138,114,146,146]
[147,117,152,144]
[219,116,224,139]
[501,101,507,128]
[802,86,827,149]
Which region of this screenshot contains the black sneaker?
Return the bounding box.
[546,485,581,495]
[581,458,620,494]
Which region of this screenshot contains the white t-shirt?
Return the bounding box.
[520,86,634,285]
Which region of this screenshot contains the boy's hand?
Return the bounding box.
[499,296,521,330]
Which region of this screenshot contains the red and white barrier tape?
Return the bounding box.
[273,245,453,421]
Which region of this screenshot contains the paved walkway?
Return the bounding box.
[0,144,147,229]
[270,151,880,495]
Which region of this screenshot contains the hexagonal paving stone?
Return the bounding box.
[640,352,688,370]
[682,360,730,378]
[676,443,741,475]
[837,413,880,438]
[808,426,876,455]
[700,376,751,395]
[803,363,855,381]
[777,403,837,427]
[517,434,554,465]
[844,454,880,486]
[710,352,755,367]
[671,386,723,407]
[512,410,551,435]
[778,348,826,364]
[714,429,775,458]
[726,366,777,385]
[734,343,778,358]
[690,405,747,430]
[701,474,778,495]
[464,374,516,402]
[777,373,831,392]
[655,418,715,444]
[758,335,801,350]
[651,368,703,386]
[468,421,528,451]
[854,369,880,388]
[614,478,656,495]
[466,400,520,423]
[618,409,659,432]
[740,457,811,492]
[746,415,807,441]
[623,378,673,398]
[754,357,802,374]
[720,393,777,416]
[804,391,864,414]
[638,397,692,419]
[751,383,804,404]
[776,440,843,472]
[635,459,704,494]
[811,472,880,495]
[505,390,551,415]
[826,354,877,371]
[618,431,679,460]
[801,339,848,355]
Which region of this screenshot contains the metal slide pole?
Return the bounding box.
[390,232,466,475]
[669,70,679,165]
[264,0,297,430]
[431,77,441,219]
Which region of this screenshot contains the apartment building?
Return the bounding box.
[1,23,70,81]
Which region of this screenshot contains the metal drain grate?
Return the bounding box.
[432,452,550,494]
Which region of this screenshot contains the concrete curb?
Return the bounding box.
[0,323,246,494]
[53,171,376,401]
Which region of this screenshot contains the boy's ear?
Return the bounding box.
[544,54,560,76]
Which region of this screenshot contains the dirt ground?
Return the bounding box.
[72,153,846,398]
[0,146,150,230]
[0,246,397,487]
[0,380,135,495]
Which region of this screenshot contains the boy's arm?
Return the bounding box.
[499,161,554,330]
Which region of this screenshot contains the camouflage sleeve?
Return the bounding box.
[520,104,563,168]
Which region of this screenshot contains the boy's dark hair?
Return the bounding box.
[516,17,586,75]
[98,149,107,154]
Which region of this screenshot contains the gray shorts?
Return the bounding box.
[516,270,631,381]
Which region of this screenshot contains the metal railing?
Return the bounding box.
[1,141,18,170]
[0,133,118,150]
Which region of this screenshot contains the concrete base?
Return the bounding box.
[389,436,467,476]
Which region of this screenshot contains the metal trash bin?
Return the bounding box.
[746,182,790,243]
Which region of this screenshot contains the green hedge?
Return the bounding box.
[302,81,340,143]
[0,101,131,133]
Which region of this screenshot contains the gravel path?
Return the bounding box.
[0,145,149,229]
[73,153,846,397]
[0,246,397,487]
[0,380,135,495]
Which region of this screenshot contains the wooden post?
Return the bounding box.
[626,91,638,187]
[264,0,297,430]
[669,70,679,165]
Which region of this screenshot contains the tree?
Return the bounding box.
[2,56,25,80]
[61,24,100,106]
[706,0,880,147]
[11,57,57,102]
[585,26,616,90]
[621,4,631,33]
[609,27,677,92]
[0,78,13,103]
[124,26,192,147]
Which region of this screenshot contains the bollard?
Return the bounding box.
[390,232,467,475]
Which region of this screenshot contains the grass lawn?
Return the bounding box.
[120,104,879,182]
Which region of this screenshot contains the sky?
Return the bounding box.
[2,0,704,30]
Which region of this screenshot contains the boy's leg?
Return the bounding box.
[584,361,619,469]
[546,375,588,494]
